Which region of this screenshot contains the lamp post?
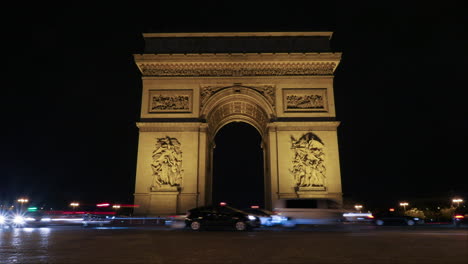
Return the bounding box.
[70,202,79,211]
[354,204,363,212]
[452,198,463,207]
[17,198,29,211]
[399,202,409,211]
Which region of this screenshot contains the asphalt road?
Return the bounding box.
[1,225,467,264]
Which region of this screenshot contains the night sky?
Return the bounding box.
[2,3,467,210]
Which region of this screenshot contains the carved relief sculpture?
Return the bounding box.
[200,85,275,108]
[149,90,192,113]
[151,136,183,189]
[283,88,327,112]
[290,132,326,189]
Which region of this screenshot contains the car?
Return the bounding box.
[0,210,52,228]
[373,211,424,226]
[185,204,261,231]
[342,212,375,223]
[452,208,468,227]
[273,198,344,225]
[82,214,115,227]
[242,207,293,227]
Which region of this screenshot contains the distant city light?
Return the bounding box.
[251,205,259,209]
[96,203,110,207]
[112,205,121,209]
[219,202,227,206]
[354,204,363,211]
[70,202,80,207]
[17,198,29,203]
[389,208,395,212]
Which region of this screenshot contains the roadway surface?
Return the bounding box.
[1,224,467,264]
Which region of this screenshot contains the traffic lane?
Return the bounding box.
[0,226,466,264]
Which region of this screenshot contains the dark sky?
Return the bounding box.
[2,3,467,210]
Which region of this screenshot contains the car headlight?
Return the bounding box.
[413,218,419,221]
[248,215,257,220]
[0,215,6,224]
[13,215,26,224]
[41,218,51,222]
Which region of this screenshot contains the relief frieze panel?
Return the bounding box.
[151,136,183,190]
[283,88,328,112]
[290,132,327,191]
[148,89,192,113]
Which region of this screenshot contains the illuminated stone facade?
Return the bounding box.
[133,32,343,215]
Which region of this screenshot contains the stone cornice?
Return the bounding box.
[143,32,333,38]
[134,53,341,62]
[137,122,207,132]
[267,121,340,131]
[134,53,341,77]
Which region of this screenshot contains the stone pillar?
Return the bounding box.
[149,186,180,215]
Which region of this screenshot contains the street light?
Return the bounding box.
[399,202,409,211]
[17,198,29,210]
[452,198,463,207]
[354,204,363,212]
[70,202,80,211]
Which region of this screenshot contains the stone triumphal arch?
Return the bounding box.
[133,32,343,215]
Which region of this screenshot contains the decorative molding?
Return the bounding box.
[137,62,337,77]
[143,32,334,38]
[200,84,275,109]
[137,122,206,132]
[207,101,269,135]
[267,121,340,131]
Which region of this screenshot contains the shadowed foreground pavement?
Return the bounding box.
[0,225,467,264]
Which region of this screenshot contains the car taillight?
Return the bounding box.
[454,215,464,219]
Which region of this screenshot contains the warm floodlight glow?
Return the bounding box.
[452,198,463,207]
[399,202,409,211]
[354,205,363,211]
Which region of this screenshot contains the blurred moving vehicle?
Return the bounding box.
[0,210,52,228]
[185,204,261,231]
[273,198,344,225]
[373,211,424,226]
[342,212,374,223]
[242,207,293,227]
[452,208,468,227]
[82,214,115,227]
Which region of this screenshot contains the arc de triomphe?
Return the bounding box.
[133,32,343,215]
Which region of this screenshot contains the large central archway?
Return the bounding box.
[201,85,274,207]
[212,122,264,208]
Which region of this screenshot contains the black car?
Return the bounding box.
[185,204,261,231]
[373,211,423,226]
